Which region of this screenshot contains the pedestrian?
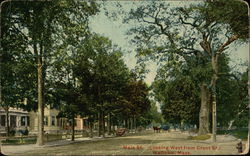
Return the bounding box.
[236,139,243,153]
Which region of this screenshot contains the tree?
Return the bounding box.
[152,65,200,126]
[0,0,99,145]
[118,0,248,141]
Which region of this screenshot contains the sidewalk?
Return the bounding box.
[1,135,114,155]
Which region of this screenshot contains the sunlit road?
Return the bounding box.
[3,130,242,155]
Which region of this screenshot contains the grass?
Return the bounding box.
[1,133,62,145]
[187,134,211,140]
[1,138,36,145]
[217,128,248,140]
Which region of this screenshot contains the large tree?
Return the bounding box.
[0,0,99,145]
[116,0,248,141]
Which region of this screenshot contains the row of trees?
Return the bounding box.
[50,34,152,140]
[0,0,156,145]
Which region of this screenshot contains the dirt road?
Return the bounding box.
[2,130,243,155]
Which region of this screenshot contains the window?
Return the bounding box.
[51,116,56,126]
[27,116,30,126]
[84,119,88,127]
[44,116,48,126]
[57,118,61,126]
[10,115,17,128]
[21,116,26,126]
[0,115,5,126]
[69,119,77,126]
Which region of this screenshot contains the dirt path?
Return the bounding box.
[1,131,243,155]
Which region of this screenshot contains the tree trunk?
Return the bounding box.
[130,118,133,131]
[89,122,93,138]
[36,46,44,146]
[127,118,130,130]
[98,112,101,137]
[134,116,137,130]
[125,119,128,129]
[227,109,245,130]
[5,107,9,137]
[102,111,105,138]
[107,113,111,135]
[198,83,211,135]
[0,3,5,134]
[71,117,75,141]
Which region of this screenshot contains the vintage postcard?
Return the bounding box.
[0,0,249,155]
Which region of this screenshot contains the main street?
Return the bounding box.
[2,130,243,155]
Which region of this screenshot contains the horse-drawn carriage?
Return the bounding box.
[116,128,126,136]
[153,125,170,133]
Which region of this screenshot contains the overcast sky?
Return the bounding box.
[89,1,249,86]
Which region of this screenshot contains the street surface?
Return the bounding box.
[1,130,244,155]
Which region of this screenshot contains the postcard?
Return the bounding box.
[0,0,249,155]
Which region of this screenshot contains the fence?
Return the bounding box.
[0,129,93,144]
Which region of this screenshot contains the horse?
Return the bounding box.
[153,126,161,133]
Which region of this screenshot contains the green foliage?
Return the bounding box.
[115,0,248,131]
[217,128,248,140]
[153,74,200,125]
[138,101,163,126]
[203,0,248,40]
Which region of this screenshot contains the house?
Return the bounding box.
[0,107,29,136]
[29,107,89,134]
[0,106,89,135]
[29,107,61,134]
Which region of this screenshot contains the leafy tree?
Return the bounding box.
[153,68,200,126]
[0,0,99,145]
[116,0,248,140]
[140,100,163,127]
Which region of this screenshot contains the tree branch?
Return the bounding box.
[216,35,239,54]
[179,15,199,27]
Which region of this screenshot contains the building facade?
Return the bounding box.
[0,106,89,135]
[0,107,29,136]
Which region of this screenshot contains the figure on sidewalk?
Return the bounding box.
[236,139,243,153]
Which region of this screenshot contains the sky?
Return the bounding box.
[89,1,249,86]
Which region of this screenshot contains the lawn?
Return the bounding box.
[1,138,36,145]
[217,128,248,140]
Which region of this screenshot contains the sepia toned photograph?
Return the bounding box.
[0,0,249,155]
